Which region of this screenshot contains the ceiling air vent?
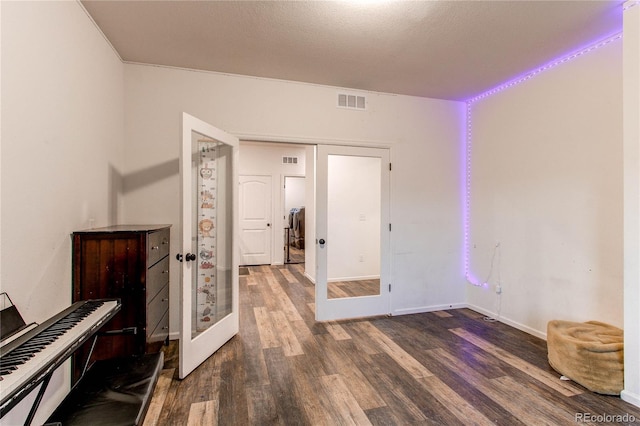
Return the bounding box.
[282,156,298,165]
[337,93,366,110]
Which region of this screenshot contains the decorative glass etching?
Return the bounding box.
[191,132,233,337]
[196,141,218,332]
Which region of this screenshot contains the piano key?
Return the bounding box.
[2,359,27,368]
[26,336,57,343]
[23,338,56,346]
[2,351,35,360]
[0,357,30,365]
[2,352,35,360]
[3,348,45,358]
[0,364,25,372]
[34,331,63,338]
[1,355,30,363]
[10,343,48,352]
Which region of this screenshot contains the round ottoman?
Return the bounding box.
[547,320,623,395]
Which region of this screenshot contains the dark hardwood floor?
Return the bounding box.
[144,264,640,425]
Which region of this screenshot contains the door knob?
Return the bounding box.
[176,253,183,262]
[319,239,325,245]
[267,223,271,227]
[186,253,197,262]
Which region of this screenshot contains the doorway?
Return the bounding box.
[284,176,305,264]
[238,141,391,322]
[238,141,311,268]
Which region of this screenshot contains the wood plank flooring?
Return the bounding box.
[328,278,380,299]
[145,264,640,425]
[284,246,305,264]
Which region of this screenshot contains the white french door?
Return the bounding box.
[179,113,239,379]
[315,145,391,321]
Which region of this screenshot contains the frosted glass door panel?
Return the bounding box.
[191,133,233,336]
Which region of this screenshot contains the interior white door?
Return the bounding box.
[316,145,391,321]
[179,113,239,379]
[239,175,272,265]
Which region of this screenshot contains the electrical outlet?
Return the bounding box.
[496,285,502,295]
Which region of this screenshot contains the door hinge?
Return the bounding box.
[389,223,391,231]
[388,284,391,292]
[389,163,392,171]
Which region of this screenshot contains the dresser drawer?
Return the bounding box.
[147,284,169,337]
[146,257,169,303]
[147,228,170,266]
[148,309,169,343]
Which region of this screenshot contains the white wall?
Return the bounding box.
[623,0,640,408]
[1,1,125,423]
[284,176,305,215]
[327,155,380,281]
[122,64,465,332]
[239,141,307,265]
[466,38,623,338]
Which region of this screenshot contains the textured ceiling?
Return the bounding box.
[81,1,623,101]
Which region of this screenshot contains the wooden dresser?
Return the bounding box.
[71,225,171,381]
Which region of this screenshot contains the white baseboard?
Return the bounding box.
[328,275,380,283]
[392,302,466,316]
[621,390,640,408]
[304,271,316,284]
[169,331,179,341]
[302,273,377,285]
[464,303,547,340]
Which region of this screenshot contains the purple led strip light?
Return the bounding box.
[463,31,623,286]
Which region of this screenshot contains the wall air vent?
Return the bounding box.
[282,156,298,165]
[337,93,366,110]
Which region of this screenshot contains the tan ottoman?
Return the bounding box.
[547,320,623,395]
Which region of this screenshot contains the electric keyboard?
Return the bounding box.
[0,299,120,418]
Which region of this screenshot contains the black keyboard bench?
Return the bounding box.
[45,352,163,426]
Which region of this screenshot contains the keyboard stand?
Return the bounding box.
[22,371,53,426]
[45,352,164,426]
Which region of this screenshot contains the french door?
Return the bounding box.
[315,145,391,321]
[179,113,239,379]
